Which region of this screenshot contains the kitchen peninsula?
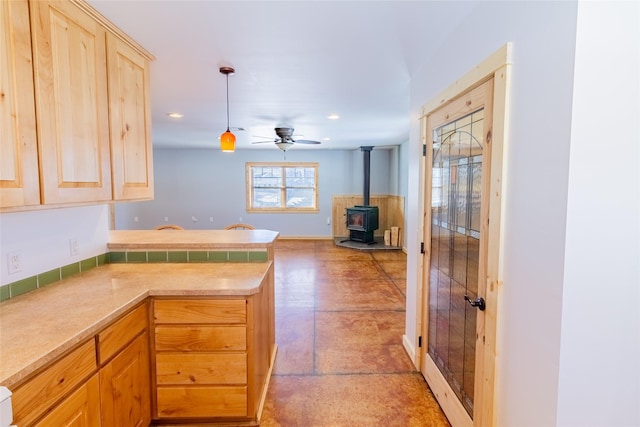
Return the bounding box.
[0,229,278,426]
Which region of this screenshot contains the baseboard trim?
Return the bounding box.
[276,236,408,246]
[402,334,419,369]
[277,235,334,240]
[256,344,278,422]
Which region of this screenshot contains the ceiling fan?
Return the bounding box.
[252,127,321,151]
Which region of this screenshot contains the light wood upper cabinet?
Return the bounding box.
[0,0,154,211]
[107,33,154,200]
[30,0,113,204]
[0,0,40,208]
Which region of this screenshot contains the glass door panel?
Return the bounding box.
[428,110,484,417]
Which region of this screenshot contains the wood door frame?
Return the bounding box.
[414,43,512,427]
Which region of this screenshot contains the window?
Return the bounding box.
[246,162,319,212]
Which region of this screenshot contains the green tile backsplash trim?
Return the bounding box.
[97,253,107,266]
[127,252,148,263]
[61,263,80,279]
[10,276,38,298]
[108,252,126,263]
[1,250,268,301]
[2,255,107,301]
[168,251,188,263]
[248,251,269,262]
[0,286,9,302]
[148,251,168,263]
[209,251,229,262]
[38,268,61,287]
[80,257,97,272]
[188,251,208,262]
[106,250,267,264]
[229,251,249,262]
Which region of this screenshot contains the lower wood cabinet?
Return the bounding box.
[99,331,151,427]
[11,302,151,427]
[97,303,151,427]
[11,339,98,426]
[8,270,274,426]
[153,299,250,419]
[34,373,101,426]
[152,278,274,424]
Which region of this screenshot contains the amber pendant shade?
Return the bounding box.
[219,66,236,152]
[220,130,236,152]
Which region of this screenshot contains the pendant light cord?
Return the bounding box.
[225,73,230,132]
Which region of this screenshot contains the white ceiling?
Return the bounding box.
[88,1,475,151]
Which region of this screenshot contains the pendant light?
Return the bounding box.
[219,66,235,152]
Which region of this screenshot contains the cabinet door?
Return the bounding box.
[0,0,40,208]
[30,0,112,204]
[107,34,154,200]
[100,331,151,427]
[34,374,101,427]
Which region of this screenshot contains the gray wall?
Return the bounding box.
[556,2,639,426]
[406,1,578,426]
[115,146,397,237]
[405,1,639,426]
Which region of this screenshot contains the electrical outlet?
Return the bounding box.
[164,216,169,222]
[192,216,198,222]
[69,239,79,256]
[8,251,22,275]
[134,216,139,222]
[327,216,331,225]
[209,217,214,222]
[238,216,243,222]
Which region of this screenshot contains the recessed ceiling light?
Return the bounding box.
[167,112,183,118]
[323,137,331,141]
[327,114,340,120]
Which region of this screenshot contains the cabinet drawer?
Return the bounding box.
[154,299,246,324]
[155,325,246,351]
[34,373,101,426]
[157,386,247,418]
[12,339,97,426]
[156,353,247,385]
[97,303,148,364]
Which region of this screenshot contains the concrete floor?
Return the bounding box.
[259,240,450,426]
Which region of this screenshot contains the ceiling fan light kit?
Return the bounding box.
[219,66,236,152]
[275,142,294,152]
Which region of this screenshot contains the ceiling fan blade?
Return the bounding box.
[251,140,278,144]
[293,139,321,144]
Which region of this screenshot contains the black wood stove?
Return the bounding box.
[344,146,379,244]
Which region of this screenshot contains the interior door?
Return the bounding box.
[420,78,495,427]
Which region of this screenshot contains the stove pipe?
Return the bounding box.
[361,146,373,206]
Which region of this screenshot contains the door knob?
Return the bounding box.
[464,295,486,311]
